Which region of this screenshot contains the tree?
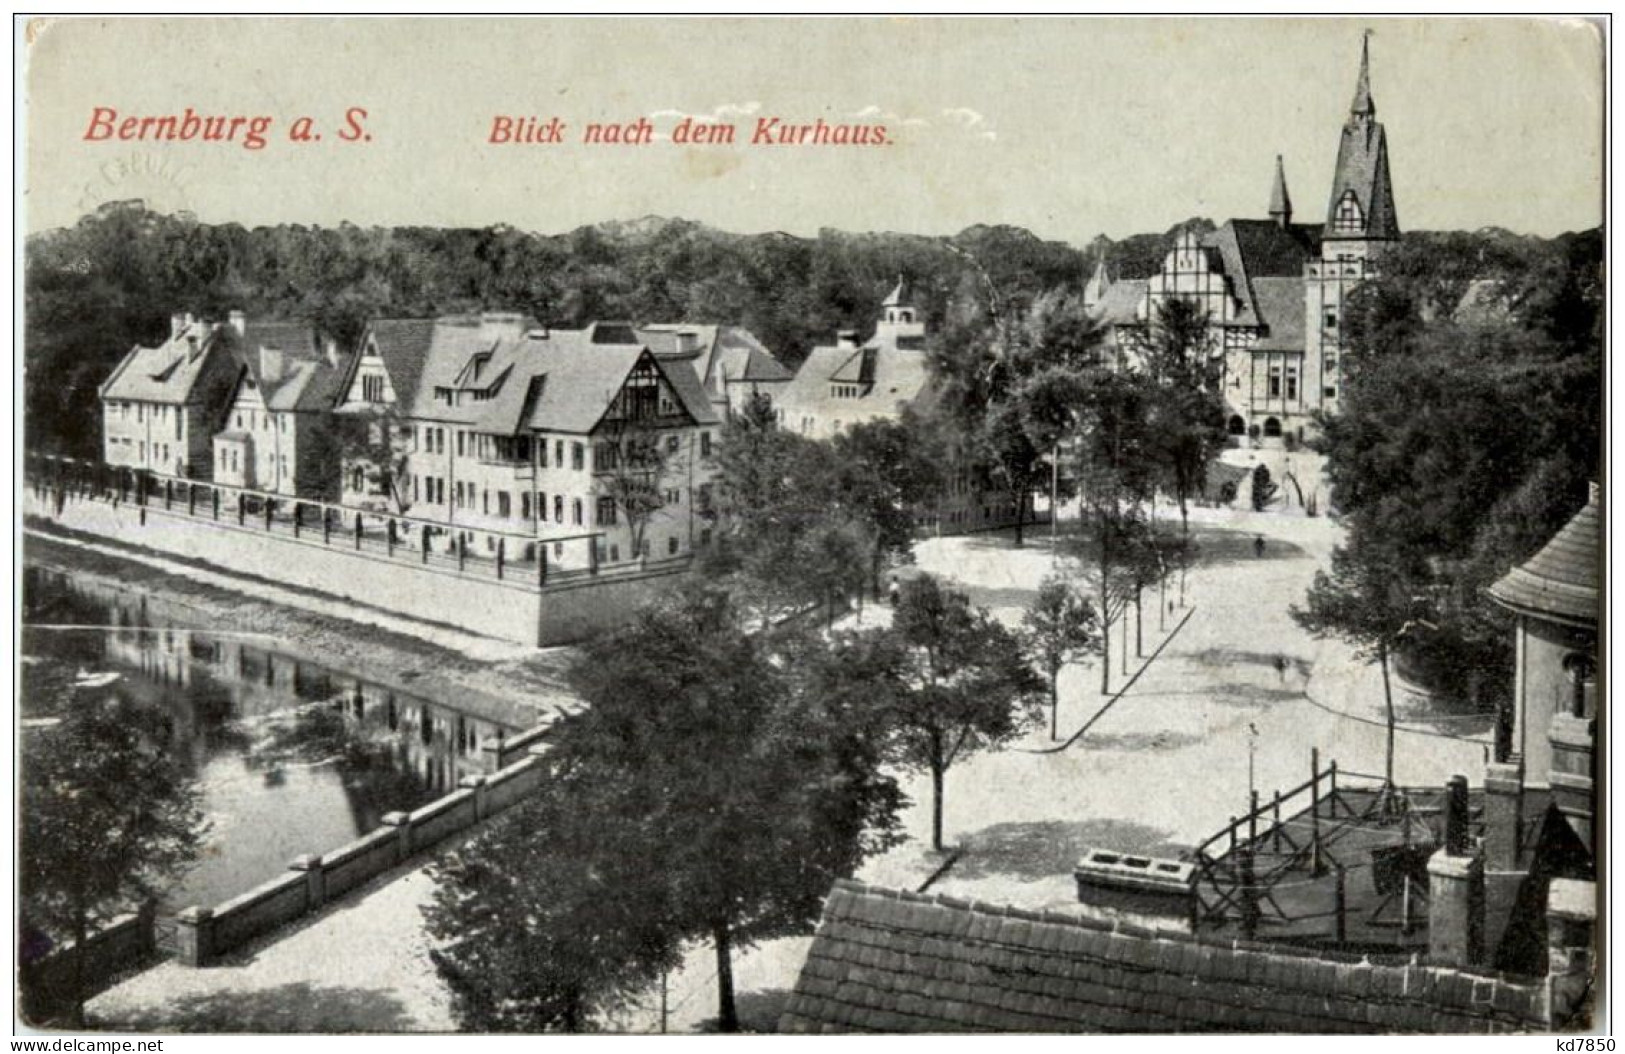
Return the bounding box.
[1066,369,1161,693]
[423,789,681,1032]
[1291,535,1425,790]
[1250,463,1278,512]
[830,414,945,597]
[595,418,672,561]
[1142,297,1228,575]
[882,573,1045,850]
[554,584,904,1032]
[706,396,876,627]
[1314,229,1601,719]
[20,691,207,1025]
[1022,575,1102,740]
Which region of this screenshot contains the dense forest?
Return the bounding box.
[23,201,1599,473]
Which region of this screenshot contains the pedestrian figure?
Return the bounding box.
[1274,654,1288,681]
[888,575,901,607]
[1254,534,1266,558]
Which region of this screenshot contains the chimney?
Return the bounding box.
[1428,773,1485,967]
[171,312,192,340]
[259,347,287,384]
[479,311,523,345]
[323,336,341,370]
[1546,879,1596,1029]
[228,310,246,336]
[837,329,859,350]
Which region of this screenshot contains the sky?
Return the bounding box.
[21,17,1605,245]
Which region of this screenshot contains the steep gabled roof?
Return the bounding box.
[779,880,1546,1034]
[1250,277,1308,351]
[1092,280,1149,326]
[1202,220,1318,325]
[517,336,718,434]
[359,318,437,409]
[101,323,234,405]
[236,322,349,413]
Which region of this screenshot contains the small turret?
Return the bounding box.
[1269,155,1293,228]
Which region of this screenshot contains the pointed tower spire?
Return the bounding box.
[1269,155,1293,227]
[1083,253,1112,311]
[1350,30,1376,117]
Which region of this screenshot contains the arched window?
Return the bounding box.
[1333,190,1364,233]
[1227,415,1246,436]
[1263,417,1283,438]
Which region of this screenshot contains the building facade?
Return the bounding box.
[1087,38,1401,447]
[334,314,722,569]
[212,323,350,500]
[637,323,793,417]
[99,312,245,479]
[776,279,932,441]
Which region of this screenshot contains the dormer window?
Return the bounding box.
[1333,190,1364,233]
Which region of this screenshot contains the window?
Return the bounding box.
[352,467,364,492]
[597,443,619,471]
[700,431,712,457]
[457,431,466,457]
[666,435,680,454]
[455,481,465,508]
[363,374,385,402]
[668,536,679,556]
[665,488,681,506]
[609,544,620,563]
[521,492,531,520]
[700,527,713,547]
[572,498,583,525]
[555,440,564,466]
[538,439,549,467]
[413,475,420,502]
[571,443,585,471]
[1268,365,1282,398]
[1324,386,1338,399]
[137,404,144,423]
[1285,365,1299,402]
[597,496,617,525]
[554,495,564,522]
[697,483,713,511]
[279,415,287,434]
[482,489,489,515]
[1323,309,1338,331]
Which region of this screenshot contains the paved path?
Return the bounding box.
[88,502,1493,1033]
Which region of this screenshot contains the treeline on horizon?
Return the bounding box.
[22,200,1599,460]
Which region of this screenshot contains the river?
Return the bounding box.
[20,564,527,913]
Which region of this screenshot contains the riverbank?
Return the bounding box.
[24,527,579,732]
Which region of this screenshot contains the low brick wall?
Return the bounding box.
[322,827,401,902]
[485,724,554,771]
[20,912,154,1022]
[173,743,551,967]
[408,788,479,852]
[209,871,311,955]
[486,754,547,813]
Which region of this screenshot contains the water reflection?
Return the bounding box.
[21,566,523,910]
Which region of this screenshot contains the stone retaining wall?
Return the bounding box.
[169,747,550,967]
[25,486,684,647]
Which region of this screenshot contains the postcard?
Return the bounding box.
[16,15,1605,1037]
